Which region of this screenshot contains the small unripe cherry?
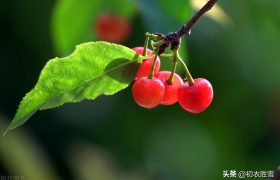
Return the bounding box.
[155,71,183,105]
[95,13,131,43]
[178,78,213,113]
[132,77,165,109]
[132,47,160,80]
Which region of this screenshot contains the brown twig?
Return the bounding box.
[158,0,218,54]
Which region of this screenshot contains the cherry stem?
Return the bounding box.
[166,55,177,85]
[145,32,161,40]
[141,54,155,60]
[148,50,159,79]
[159,53,173,58]
[142,35,150,56]
[176,52,194,86]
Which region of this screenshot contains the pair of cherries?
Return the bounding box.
[132,47,213,114]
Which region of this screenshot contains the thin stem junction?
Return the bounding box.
[145,0,218,84]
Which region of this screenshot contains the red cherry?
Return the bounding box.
[95,13,131,43]
[178,78,213,113]
[132,47,160,80]
[132,77,165,109]
[155,71,183,105]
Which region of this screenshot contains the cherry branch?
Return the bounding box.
[156,0,218,54]
[177,0,218,37]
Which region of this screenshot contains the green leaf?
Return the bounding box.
[5,42,140,134]
[52,0,135,55]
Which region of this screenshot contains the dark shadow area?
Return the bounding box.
[105,55,140,84]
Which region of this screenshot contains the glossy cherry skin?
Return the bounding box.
[132,47,160,80]
[178,78,213,113]
[155,71,183,105]
[95,13,131,43]
[132,77,165,109]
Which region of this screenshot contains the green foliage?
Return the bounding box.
[52,0,135,55]
[5,42,140,134]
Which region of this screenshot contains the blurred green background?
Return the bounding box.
[1,0,280,179]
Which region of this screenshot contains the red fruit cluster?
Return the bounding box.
[132,47,213,114]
